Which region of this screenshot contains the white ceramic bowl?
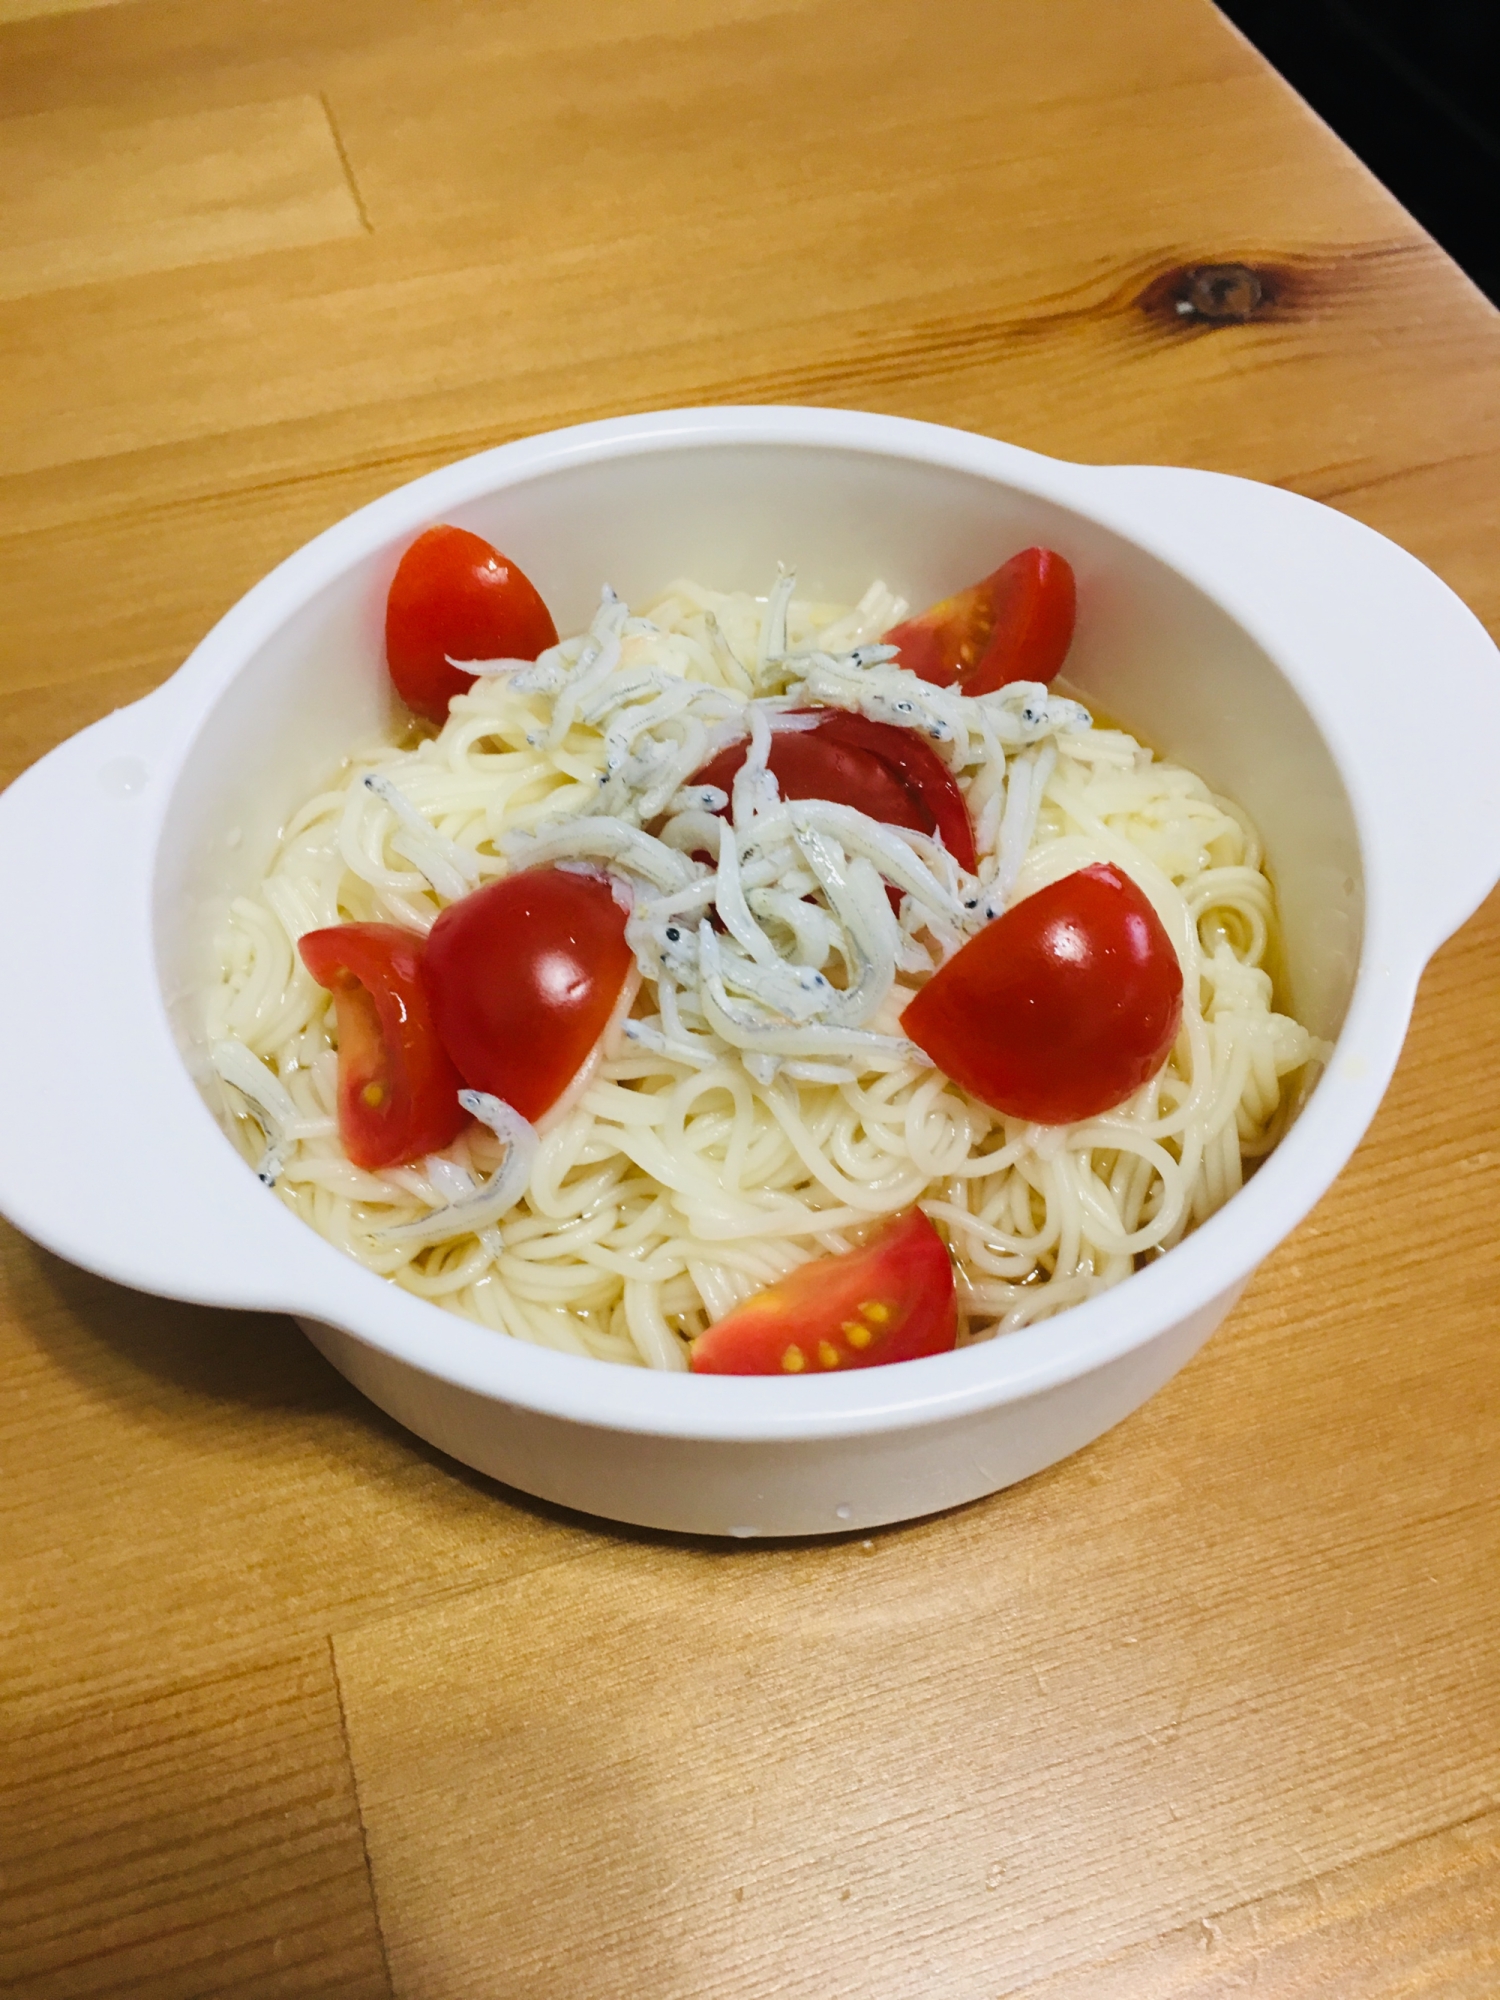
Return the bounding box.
[4,407,1498,1536]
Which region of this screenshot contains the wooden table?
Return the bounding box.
[3,2,1498,1993]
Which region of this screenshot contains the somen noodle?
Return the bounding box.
[206,573,1320,1369]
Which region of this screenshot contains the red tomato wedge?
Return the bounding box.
[422,866,633,1124]
[299,922,469,1170]
[902,862,1183,1125]
[687,709,977,870]
[385,524,558,724]
[690,1208,956,1375]
[885,547,1076,695]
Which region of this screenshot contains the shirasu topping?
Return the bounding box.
[362,772,480,903]
[377,1092,538,1247]
[469,577,1091,1084]
[210,1039,334,1185]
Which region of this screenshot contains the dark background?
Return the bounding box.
[1215,0,1498,302]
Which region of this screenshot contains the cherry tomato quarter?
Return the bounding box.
[299,922,469,1170]
[385,524,559,724]
[422,866,634,1124]
[902,862,1183,1125]
[688,710,976,870]
[689,1207,956,1375]
[799,709,978,870]
[885,547,1076,695]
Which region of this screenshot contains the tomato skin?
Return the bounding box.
[902,862,1183,1125]
[886,547,1076,695]
[794,709,978,870]
[687,710,977,870]
[385,525,558,724]
[299,922,469,1170]
[422,866,633,1124]
[689,1208,956,1375]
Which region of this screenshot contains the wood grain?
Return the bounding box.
[0,0,134,21]
[0,1648,390,1997]
[332,1453,1500,1998]
[1,0,1498,1991]
[0,1240,611,1714]
[0,97,363,302]
[1012,1812,1500,1998]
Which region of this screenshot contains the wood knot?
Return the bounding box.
[1176,264,1264,322]
[1137,259,1282,330]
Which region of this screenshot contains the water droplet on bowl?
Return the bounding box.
[835,1504,852,1521]
[98,756,148,798]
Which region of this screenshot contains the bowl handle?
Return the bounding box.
[0,695,352,1315]
[1083,464,1500,961]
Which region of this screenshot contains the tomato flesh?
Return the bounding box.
[902,862,1183,1125]
[299,922,469,1170]
[687,709,976,871]
[422,866,634,1124]
[385,524,558,724]
[886,547,1076,695]
[689,1208,956,1375]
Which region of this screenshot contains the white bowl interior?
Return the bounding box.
[153,439,1363,1141]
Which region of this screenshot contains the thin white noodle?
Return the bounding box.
[206,576,1323,1368]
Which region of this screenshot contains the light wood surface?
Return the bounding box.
[2,2,1497,1994]
[0,96,364,300]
